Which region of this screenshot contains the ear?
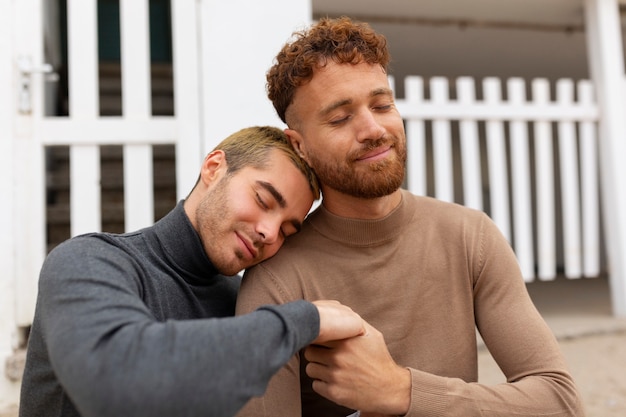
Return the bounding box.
[285,128,309,163]
[200,150,228,187]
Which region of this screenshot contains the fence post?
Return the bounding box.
[584,0,626,316]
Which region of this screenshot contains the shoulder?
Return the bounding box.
[40,232,145,290]
[45,232,134,266]
[404,192,490,229]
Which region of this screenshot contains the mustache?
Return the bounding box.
[350,136,395,160]
[363,137,390,150]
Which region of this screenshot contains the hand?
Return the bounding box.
[304,321,411,415]
[312,300,365,344]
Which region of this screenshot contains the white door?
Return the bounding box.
[5,0,206,334]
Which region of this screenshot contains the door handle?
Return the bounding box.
[17,56,59,114]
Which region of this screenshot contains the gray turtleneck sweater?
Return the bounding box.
[19,201,319,417]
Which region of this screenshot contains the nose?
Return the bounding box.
[356,109,386,143]
[256,216,281,245]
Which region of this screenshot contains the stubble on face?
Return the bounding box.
[195,175,257,275]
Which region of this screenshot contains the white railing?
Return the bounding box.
[394,76,602,282]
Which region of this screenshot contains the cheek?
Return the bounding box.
[231,198,259,221]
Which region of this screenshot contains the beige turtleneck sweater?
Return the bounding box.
[236,189,584,417]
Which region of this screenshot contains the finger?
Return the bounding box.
[305,360,329,381]
[311,379,351,409]
[304,344,332,363]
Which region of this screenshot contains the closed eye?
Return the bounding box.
[374,104,392,111]
[329,115,351,125]
[255,192,269,209]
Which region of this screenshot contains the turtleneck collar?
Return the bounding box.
[149,200,220,282]
[306,189,416,247]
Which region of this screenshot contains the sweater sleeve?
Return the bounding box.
[403,214,584,417]
[235,263,306,417]
[21,239,319,417]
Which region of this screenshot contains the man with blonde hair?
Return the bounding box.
[20,126,365,417]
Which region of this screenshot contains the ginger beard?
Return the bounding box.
[307,135,407,199]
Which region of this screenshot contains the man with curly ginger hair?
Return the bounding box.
[236,18,585,417]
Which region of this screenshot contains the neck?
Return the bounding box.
[320,188,403,219]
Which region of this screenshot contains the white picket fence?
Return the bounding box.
[394,76,601,282]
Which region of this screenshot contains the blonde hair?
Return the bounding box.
[198,126,320,199]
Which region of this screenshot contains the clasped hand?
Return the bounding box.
[305,319,411,416]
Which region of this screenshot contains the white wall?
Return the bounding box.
[370,22,589,98]
[199,0,312,153]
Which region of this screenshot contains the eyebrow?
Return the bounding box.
[319,88,394,117]
[257,180,303,233]
[320,98,352,117]
[372,87,394,98]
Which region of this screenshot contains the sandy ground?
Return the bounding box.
[3,276,625,417]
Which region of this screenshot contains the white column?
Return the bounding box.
[2,0,46,408]
[12,0,47,327]
[0,0,19,410]
[584,0,626,316]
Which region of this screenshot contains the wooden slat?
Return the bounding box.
[483,78,511,242]
[120,0,151,116]
[395,98,598,121]
[532,79,557,280]
[431,77,454,202]
[70,146,101,235]
[578,80,601,277]
[557,79,583,278]
[508,78,535,281]
[404,76,427,196]
[120,0,153,231]
[171,0,204,200]
[67,0,98,116]
[68,0,100,235]
[457,77,483,211]
[123,146,154,230]
[39,118,177,145]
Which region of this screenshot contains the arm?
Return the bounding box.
[30,239,319,417]
[235,263,306,417]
